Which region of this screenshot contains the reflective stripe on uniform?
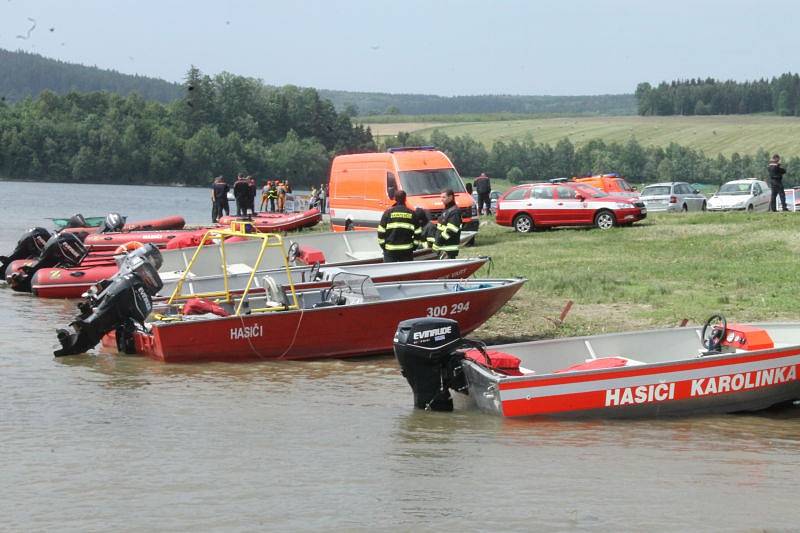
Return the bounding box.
[386,222,416,231]
[377,225,386,233]
[385,243,414,251]
[433,244,459,251]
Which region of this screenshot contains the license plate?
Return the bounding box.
[641,208,647,214]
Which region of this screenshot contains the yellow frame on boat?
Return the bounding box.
[166,221,300,315]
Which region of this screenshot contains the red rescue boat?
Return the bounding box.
[217,208,321,232]
[87,228,523,363]
[84,228,205,251]
[393,315,800,418]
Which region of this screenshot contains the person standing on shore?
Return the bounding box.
[474,172,492,215]
[277,181,286,213]
[233,173,249,216]
[768,154,788,212]
[260,181,270,212]
[247,176,257,216]
[433,188,462,259]
[377,190,422,262]
[267,181,278,212]
[211,176,230,222]
[319,184,327,214]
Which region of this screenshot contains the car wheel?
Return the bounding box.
[513,214,534,233]
[682,204,688,212]
[747,204,754,212]
[701,201,707,211]
[594,210,615,230]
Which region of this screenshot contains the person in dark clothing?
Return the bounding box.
[233,174,249,216]
[434,188,462,259]
[415,207,436,250]
[474,172,492,215]
[377,190,422,262]
[211,176,230,222]
[768,154,788,212]
[247,176,257,216]
[465,182,473,195]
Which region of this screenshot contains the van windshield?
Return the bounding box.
[399,169,467,196]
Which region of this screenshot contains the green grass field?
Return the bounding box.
[360,115,800,158]
[464,211,800,344]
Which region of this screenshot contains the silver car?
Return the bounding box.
[640,182,707,212]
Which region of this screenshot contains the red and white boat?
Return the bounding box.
[217,208,321,232]
[80,227,523,363]
[393,315,800,418]
[83,228,206,251]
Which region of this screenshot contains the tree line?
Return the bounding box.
[0,66,375,187]
[380,130,796,187]
[635,74,800,116]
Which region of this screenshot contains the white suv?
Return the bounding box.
[707,179,771,212]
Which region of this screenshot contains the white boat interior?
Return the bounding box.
[482,323,800,377]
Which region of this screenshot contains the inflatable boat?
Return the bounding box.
[217,208,321,232]
[393,315,800,418]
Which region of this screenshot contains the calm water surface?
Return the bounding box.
[1,181,799,531]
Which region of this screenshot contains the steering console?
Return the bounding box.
[701,314,727,354]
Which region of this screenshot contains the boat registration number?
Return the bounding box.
[426,301,470,317]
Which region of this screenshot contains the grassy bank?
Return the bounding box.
[360,114,800,158]
[469,211,800,344]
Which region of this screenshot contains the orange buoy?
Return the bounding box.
[114,241,144,254]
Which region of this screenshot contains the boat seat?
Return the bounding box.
[554,356,643,373]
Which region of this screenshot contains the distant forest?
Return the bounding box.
[0,49,182,103]
[379,130,793,187]
[0,67,374,186]
[635,73,800,116]
[318,90,637,116]
[0,48,635,116]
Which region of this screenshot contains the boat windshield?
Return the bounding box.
[718,183,752,195]
[617,179,635,192]
[641,185,671,196]
[399,169,467,196]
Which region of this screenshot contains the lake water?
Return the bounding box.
[1,180,799,531]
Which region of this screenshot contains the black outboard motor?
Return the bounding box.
[97,212,126,233]
[393,317,470,411]
[55,260,163,357]
[0,227,52,280]
[65,213,88,228]
[7,232,87,292]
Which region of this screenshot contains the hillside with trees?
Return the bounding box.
[635,73,800,116]
[1,49,636,116]
[0,67,374,186]
[0,48,182,103]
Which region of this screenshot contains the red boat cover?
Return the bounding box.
[554,357,630,373]
[165,232,206,250]
[463,349,523,376]
[297,246,326,265]
[182,298,229,317]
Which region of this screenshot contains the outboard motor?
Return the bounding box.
[97,212,126,233]
[65,213,88,228]
[393,317,470,411]
[7,232,87,292]
[0,227,52,280]
[55,260,163,357]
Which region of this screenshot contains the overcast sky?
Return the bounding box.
[1,0,797,96]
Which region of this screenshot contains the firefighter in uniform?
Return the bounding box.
[267,182,279,212]
[433,188,462,259]
[377,190,422,262]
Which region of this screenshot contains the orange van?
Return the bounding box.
[328,146,478,232]
[572,174,638,198]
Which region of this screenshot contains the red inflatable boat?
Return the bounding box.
[217,208,321,232]
[83,228,206,251]
[61,216,186,239]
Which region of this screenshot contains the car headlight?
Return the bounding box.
[471,205,478,217]
[615,202,632,209]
